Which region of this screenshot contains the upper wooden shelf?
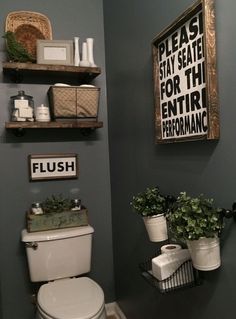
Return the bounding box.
[2,62,101,84]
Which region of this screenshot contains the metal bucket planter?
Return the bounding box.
[186,237,221,271]
[143,214,168,242]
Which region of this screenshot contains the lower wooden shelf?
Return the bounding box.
[5,120,103,129]
[5,120,103,136]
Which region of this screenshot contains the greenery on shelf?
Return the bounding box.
[167,192,223,241]
[130,186,167,217]
[2,31,36,63]
[41,194,72,214]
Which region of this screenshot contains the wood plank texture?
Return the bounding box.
[27,209,88,232]
[5,120,103,129]
[2,62,101,75]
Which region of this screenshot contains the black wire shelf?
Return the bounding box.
[139,252,202,294]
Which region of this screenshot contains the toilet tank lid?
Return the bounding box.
[21,225,94,242]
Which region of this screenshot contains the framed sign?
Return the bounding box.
[29,154,78,181]
[37,40,73,65]
[152,0,219,143]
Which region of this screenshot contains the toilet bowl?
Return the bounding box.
[36,277,106,319]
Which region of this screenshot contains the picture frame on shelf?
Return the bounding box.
[37,39,74,65]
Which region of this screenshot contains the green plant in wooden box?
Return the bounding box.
[27,194,88,232]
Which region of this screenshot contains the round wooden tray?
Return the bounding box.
[5,11,52,58]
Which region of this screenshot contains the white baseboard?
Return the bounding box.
[105,302,127,319]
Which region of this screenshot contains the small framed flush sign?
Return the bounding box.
[152,0,219,143]
[29,154,78,181]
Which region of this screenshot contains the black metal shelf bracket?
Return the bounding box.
[12,127,25,137]
[220,202,236,220]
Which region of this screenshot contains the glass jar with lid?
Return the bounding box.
[31,202,44,215]
[10,90,34,121]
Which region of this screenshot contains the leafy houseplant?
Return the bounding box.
[130,187,168,242]
[167,192,223,271]
[41,194,72,214]
[130,187,167,217]
[167,192,223,241]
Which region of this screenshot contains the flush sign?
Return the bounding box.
[28,154,78,181]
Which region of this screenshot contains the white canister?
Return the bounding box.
[143,214,168,242]
[186,237,221,271]
[35,104,51,122]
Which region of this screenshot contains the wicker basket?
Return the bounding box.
[5,11,52,58]
[48,86,100,120]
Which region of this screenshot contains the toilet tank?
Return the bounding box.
[21,225,94,282]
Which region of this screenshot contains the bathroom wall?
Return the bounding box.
[104,0,236,318]
[0,1,114,319]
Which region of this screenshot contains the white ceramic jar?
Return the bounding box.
[35,104,51,122]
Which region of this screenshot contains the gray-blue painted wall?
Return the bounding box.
[2,1,236,318]
[0,1,114,319]
[104,0,236,318]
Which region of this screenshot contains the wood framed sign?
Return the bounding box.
[29,154,78,181]
[152,0,219,143]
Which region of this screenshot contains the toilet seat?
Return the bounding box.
[37,277,105,319]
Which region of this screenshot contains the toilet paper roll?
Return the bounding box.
[161,244,182,254]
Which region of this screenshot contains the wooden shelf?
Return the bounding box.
[3,63,103,137]
[2,62,101,84]
[5,120,103,129]
[5,120,103,136]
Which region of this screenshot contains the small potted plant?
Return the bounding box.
[130,187,168,242]
[167,192,223,271]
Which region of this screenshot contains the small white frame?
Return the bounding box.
[37,40,74,65]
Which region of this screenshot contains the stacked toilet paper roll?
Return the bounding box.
[161,244,182,254]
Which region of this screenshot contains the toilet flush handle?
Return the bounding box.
[26,242,38,250]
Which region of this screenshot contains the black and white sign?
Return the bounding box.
[152,0,219,143]
[29,154,78,181]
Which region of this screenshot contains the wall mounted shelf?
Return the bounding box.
[138,207,236,295]
[2,62,101,84]
[139,253,201,294]
[5,120,103,136]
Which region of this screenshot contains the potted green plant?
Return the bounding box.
[130,187,168,242]
[41,194,72,213]
[167,192,223,271]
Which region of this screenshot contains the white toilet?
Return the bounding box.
[21,225,107,319]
